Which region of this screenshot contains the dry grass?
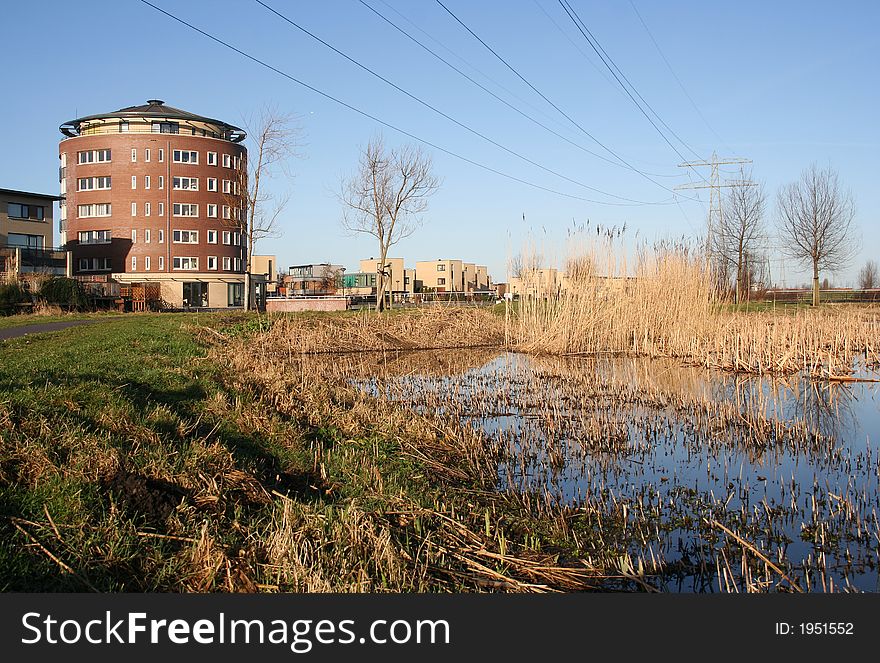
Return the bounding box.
[259,307,505,355]
[511,236,879,376]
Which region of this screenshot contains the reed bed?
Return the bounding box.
[214,305,880,592]
[261,307,505,355]
[512,236,879,377]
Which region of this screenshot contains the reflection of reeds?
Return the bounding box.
[512,235,880,377]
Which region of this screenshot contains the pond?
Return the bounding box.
[353,349,880,592]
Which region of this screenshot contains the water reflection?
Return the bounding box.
[346,349,880,592]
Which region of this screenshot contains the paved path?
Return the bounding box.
[0,320,99,341]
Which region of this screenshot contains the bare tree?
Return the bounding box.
[717,169,766,303]
[224,107,299,310]
[858,259,878,290]
[508,251,543,279]
[340,135,439,312]
[776,164,857,306]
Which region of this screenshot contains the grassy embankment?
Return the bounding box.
[1,311,614,592]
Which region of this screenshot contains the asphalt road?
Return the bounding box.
[0,320,98,341]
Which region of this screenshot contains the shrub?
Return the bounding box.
[0,281,28,316]
[39,277,89,310]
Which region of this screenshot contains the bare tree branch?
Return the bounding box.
[223,106,300,310]
[858,259,878,290]
[716,168,766,302]
[776,163,858,306]
[339,134,440,312]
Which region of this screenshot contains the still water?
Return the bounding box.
[360,350,880,592]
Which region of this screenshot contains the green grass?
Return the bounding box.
[0,313,314,590]
[0,310,631,592]
[0,311,127,330]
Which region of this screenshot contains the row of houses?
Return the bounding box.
[273,258,494,300]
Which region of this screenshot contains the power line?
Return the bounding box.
[376,0,566,131]
[627,0,733,156]
[530,0,685,177]
[557,0,705,168]
[433,0,697,200]
[136,0,662,206]
[359,0,675,179]
[254,0,666,205]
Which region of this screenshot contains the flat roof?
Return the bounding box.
[0,188,62,201]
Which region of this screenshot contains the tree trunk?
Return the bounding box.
[812,260,820,307]
[736,256,743,305]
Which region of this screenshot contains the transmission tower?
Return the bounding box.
[675,152,754,256]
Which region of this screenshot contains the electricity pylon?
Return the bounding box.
[676,152,754,255]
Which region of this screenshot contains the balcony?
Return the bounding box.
[0,245,69,276]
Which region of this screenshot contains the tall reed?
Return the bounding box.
[511,232,879,376]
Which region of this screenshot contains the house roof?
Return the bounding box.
[59,99,245,142]
[0,188,62,202]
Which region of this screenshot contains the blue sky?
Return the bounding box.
[3,0,878,285]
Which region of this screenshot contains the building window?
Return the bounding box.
[173,203,198,217]
[222,205,230,220]
[207,204,217,218]
[233,155,241,170]
[233,180,240,195]
[222,154,231,168]
[145,175,150,189]
[131,149,137,162]
[173,150,198,164]
[152,121,179,134]
[77,203,111,218]
[131,202,137,216]
[145,256,151,271]
[145,202,151,217]
[207,256,217,270]
[78,149,111,164]
[222,180,231,194]
[158,175,164,189]
[183,282,208,307]
[77,230,111,244]
[233,232,241,246]
[145,148,150,162]
[437,277,446,285]
[173,257,198,271]
[77,176,111,191]
[228,282,244,307]
[207,178,217,192]
[158,202,164,217]
[119,120,129,133]
[7,203,45,220]
[78,257,112,272]
[173,177,198,190]
[131,255,137,271]
[144,228,151,242]
[158,148,164,162]
[207,229,217,243]
[234,257,242,272]
[222,231,231,245]
[131,175,137,190]
[158,256,164,270]
[222,257,231,270]
[172,230,198,244]
[207,152,217,166]
[158,229,164,243]
[437,264,446,271]
[233,207,240,221]
[8,233,44,248]
[131,229,137,243]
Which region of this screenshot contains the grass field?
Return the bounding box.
[0,312,598,591]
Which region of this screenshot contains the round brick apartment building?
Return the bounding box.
[59,100,248,308]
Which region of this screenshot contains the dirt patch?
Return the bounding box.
[105,469,190,526]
